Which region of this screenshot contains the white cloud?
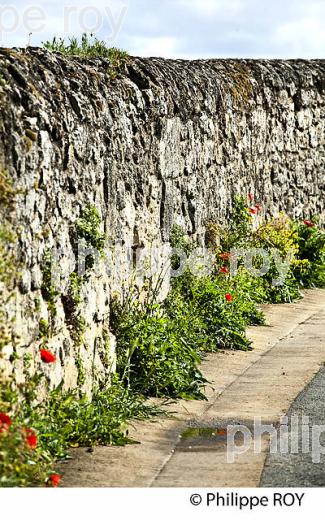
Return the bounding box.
[177,0,242,18]
[1,0,325,58]
[129,36,181,58]
[274,17,325,57]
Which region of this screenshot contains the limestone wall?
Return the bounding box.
[0,48,324,390]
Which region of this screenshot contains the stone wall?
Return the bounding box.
[0,48,324,390]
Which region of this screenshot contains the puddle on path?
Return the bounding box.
[177,423,255,453]
[178,426,230,452]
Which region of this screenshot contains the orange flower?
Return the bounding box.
[219,266,230,274]
[249,207,257,215]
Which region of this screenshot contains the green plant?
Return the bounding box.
[0,373,163,487]
[169,270,263,352]
[41,250,58,327]
[291,218,325,288]
[215,195,254,253]
[75,204,105,269]
[38,318,49,339]
[2,188,325,488]
[253,214,298,256]
[71,315,86,347]
[61,272,86,346]
[0,170,15,207]
[0,169,17,353]
[76,355,86,386]
[43,33,129,79]
[0,224,16,289]
[169,224,193,253]
[220,195,254,251]
[169,224,196,271]
[0,373,51,487]
[0,421,51,487]
[34,377,162,453]
[251,215,302,303]
[68,272,83,305]
[111,293,206,399]
[76,205,105,252]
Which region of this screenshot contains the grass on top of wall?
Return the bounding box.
[43,33,129,79]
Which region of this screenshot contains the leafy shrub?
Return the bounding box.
[111,297,206,399]
[291,218,325,288]
[0,374,162,487]
[0,375,50,487]
[251,215,305,302]
[110,234,269,401]
[220,207,304,303]
[169,269,264,352]
[229,267,268,304]
[0,421,51,487]
[253,214,298,256]
[26,377,162,457]
[220,194,254,250]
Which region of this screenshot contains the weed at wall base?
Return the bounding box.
[1,191,324,487]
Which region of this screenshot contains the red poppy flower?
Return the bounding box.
[255,203,262,211]
[303,220,315,228]
[219,266,230,274]
[0,413,12,432]
[40,349,56,364]
[248,193,254,201]
[219,252,231,261]
[48,474,61,487]
[225,293,233,302]
[249,207,257,215]
[24,428,37,449]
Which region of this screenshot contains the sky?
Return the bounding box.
[1,0,324,58]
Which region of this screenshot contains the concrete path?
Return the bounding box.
[60,289,325,487]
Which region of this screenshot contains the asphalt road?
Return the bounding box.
[261,364,325,487]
